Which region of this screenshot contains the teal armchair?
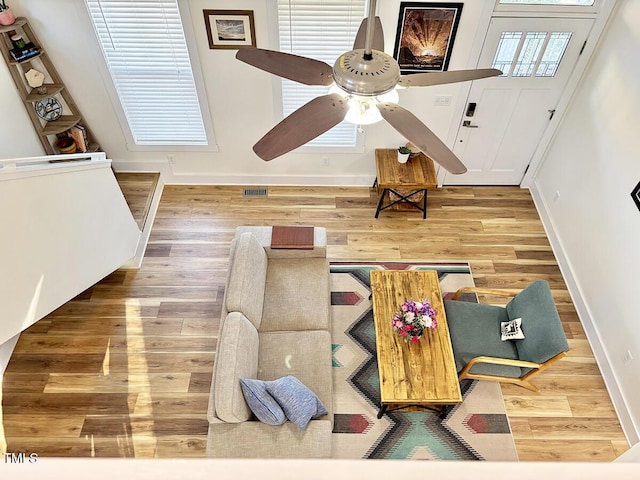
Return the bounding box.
[444,280,569,392]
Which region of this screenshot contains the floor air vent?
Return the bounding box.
[243,187,268,197]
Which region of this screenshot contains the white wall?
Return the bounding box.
[532,0,640,441]
[0,57,43,158]
[0,0,493,184]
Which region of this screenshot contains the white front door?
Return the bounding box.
[444,17,594,185]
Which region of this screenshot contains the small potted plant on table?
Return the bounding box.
[397,146,411,163]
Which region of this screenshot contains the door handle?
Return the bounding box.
[462,120,479,128]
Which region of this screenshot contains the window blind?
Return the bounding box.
[85,0,208,145]
[277,0,366,148]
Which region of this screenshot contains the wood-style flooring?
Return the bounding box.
[1,180,630,460]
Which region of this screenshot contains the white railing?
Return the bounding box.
[0,152,108,179]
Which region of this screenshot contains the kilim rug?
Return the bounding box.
[329,262,518,461]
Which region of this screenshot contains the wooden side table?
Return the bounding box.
[374,149,438,219]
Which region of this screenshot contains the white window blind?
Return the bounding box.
[85,0,208,145]
[277,0,366,148]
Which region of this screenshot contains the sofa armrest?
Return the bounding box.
[235,226,327,258]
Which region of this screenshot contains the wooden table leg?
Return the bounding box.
[374,188,388,218]
[377,404,388,419]
[423,189,428,219]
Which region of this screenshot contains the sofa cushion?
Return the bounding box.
[261,257,330,331]
[206,419,333,458]
[258,330,333,419]
[444,299,521,378]
[212,312,259,423]
[265,376,328,429]
[225,232,268,329]
[506,280,569,364]
[239,378,287,426]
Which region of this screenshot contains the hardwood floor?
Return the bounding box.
[114,172,160,230]
[1,182,630,460]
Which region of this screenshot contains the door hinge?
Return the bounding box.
[548,109,556,120]
[579,40,587,55]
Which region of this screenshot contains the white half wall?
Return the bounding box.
[531,0,640,443]
[0,155,141,346]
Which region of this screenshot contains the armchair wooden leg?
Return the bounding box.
[458,371,539,392]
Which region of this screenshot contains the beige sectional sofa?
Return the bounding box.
[206,226,333,458]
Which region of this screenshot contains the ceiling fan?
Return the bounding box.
[235,0,501,174]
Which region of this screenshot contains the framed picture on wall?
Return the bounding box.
[204,10,256,49]
[393,2,464,74]
[632,181,640,212]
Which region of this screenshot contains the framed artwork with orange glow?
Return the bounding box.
[393,2,463,74]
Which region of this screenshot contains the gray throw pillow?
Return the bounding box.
[265,375,328,429]
[239,378,286,426]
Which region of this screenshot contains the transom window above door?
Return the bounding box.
[498,0,594,5]
[492,31,573,78]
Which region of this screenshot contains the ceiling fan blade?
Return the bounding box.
[398,68,502,88]
[378,102,467,174]
[254,93,349,161]
[353,16,384,51]
[236,48,334,86]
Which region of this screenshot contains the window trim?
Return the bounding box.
[81,0,218,152]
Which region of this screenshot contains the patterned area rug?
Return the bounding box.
[330,262,518,461]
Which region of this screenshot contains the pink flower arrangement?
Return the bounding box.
[392,298,438,343]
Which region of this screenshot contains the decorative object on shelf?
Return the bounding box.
[397,145,411,163]
[25,68,46,94]
[392,298,437,343]
[0,1,15,26]
[68,125,88,153]
[55,136,76,154]
[393,2,463,74]
[34,97,62,121]
[9,41,40,62]
[203,9,256,49]
[10,34,25,48]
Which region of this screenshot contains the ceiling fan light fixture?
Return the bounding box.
[345,95,381,125]
[331,86,400,126]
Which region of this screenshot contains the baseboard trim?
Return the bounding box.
[109,160,376,186]
[529,180,639,445]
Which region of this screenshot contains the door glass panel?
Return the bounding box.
[536,32,572,76]
[491,32,522,76]
[499,0,594,5]
[512,32,547,77]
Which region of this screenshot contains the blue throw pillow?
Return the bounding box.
[265,375,328,429]
[239,378,286,426]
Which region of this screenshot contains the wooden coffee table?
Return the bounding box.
[370,270,462,418]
